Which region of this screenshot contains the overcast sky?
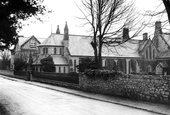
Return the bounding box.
[19,0,166,39]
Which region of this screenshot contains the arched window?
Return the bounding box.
[149,46,152,59]
[54,47,57,54]
[46,48,48,54]
[64,67,65,73]
[147,65,152,72]
[43,48,46,54]
[60,48,62,55]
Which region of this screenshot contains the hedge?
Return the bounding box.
[33,72,79,84]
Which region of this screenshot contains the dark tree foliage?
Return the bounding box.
[0,0,46,49]
[40,55,55,72]
[14,58,26,71]
[77,57,97,72]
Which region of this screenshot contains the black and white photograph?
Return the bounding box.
[0,0,170,114]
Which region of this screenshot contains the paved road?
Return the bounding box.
[0,75,161,115]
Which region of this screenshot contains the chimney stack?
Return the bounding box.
[56,25,60,34]
[123,28,129,40]
[154,21,162,37]
[143,33,148,41]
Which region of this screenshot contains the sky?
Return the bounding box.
[19,0,166,39]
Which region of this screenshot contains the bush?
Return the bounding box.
[40,55,55,72]
[77,58,97,72]
[84,69,122,79]
[14,58,26,71]
[33,72,79,84]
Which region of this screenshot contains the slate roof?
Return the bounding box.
[18,35,45,47]
[39,33,141,58]
[102,40,141,57]
[39,34,64,46]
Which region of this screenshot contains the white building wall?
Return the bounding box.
[55,66,69,73]
[126,59,130,74]
[70,57,79,72]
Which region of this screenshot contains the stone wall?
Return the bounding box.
[79,73,170,104]
[0,70,14,76]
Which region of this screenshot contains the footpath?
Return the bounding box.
[1,75,170,115]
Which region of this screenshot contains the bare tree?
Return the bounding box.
[144,0,170,28]
[76,0,145,68]
[162,0,170,24]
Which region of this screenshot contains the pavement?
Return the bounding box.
[1,75,170,115]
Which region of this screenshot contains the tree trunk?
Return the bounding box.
[91,35,98,67]
[98,36,103,69]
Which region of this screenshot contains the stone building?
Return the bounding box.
[11,35,45,70]
[13,21,170,75]
[32,22,143,74]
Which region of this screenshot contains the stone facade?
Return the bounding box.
[79,73,170,104]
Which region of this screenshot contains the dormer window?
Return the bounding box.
[30,40,36,48]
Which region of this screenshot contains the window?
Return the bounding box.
[60,48,62,55]
[30,40,36,48]
[46,48,48,54]
[43,47,48,54]
[54,47,57,54]
[149,46,152,59]
[64,67,65,73]
[147,65,152,72]
[43,48,45,54]
[69,59,73,66]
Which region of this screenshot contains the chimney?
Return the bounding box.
[56,25,60,34]
[143,33,148,41]
[123,28,129,40]
[154,21,162,37]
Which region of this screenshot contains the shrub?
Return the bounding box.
[33,72,79,84]
[14,58,26,71]
[84,69,122,79]
[40,55,55,72]
[77,57,97,72]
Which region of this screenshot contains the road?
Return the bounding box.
[0,75,161,115]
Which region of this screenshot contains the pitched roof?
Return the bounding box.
[160,34,170,48]
[68,35,141,57]
[38,33,141,58]
[21,35,41,47]
[39,33,64,46]
[18,35,45,47]
[102,40,141,57]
